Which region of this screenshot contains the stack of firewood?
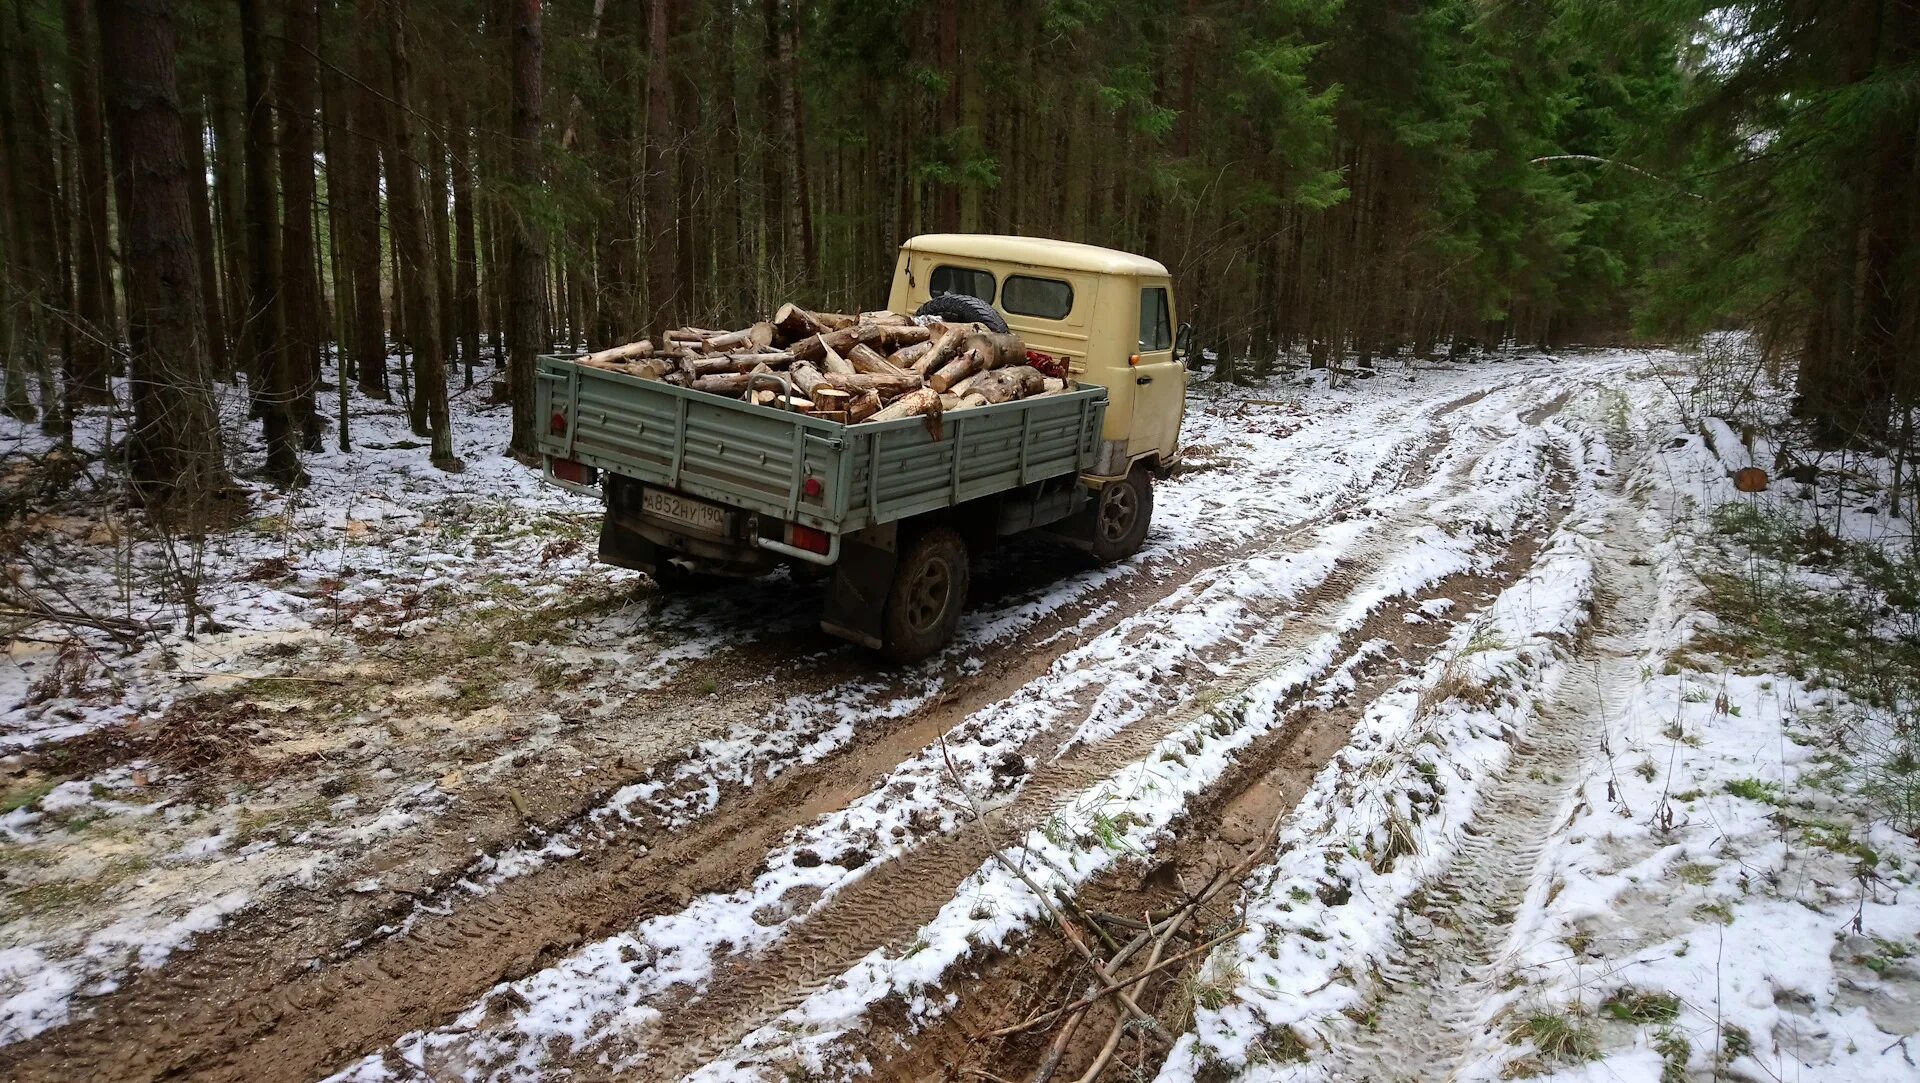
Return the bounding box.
[573,305,1072,425]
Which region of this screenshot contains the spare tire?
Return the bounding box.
[914,293,1009,334]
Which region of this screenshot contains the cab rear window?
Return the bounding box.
[930,265,995,303]
[1001,275,1074,320]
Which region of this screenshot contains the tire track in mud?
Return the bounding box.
[821,436,1588,1083]
[0,383,1516,1083]
[1309,494,1656,1083]
[557,418,1576,1081]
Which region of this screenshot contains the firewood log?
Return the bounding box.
[1042,377,1067,393]
[847,389,882,423]
[581,339,655,366]
[772,303,823,342]
[857,310,912,326]
[918,324,968,380]
[972,365,1048,403]
[821,342,857,375]
[790,323,882,365]
[947,372,983,397]
[818,372,922,396]
[581,355,674,380]
[959,392,990,409]
[847,343,907,377]
[701,321,777,352]
[788,361,826,398]
[929,348,987,393]
[684,354,772,376]
[890,341,933,372]
[691,372,755,395]
[667,327,724,343]
[869,386,941,423]
[811,387,852,414]
[878,324,934,350]
[963,331,1026,370]
[751,390,814,410]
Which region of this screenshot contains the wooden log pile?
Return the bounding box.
[574,305,1072,425]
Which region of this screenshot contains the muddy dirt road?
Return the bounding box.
[0,354,1646,1082]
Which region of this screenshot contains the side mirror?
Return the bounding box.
[1173,322,1194,363]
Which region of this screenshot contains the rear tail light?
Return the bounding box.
[788,524,831,554]
[550,410,568,435]
[551,458,595,484]
[803,476,824,498]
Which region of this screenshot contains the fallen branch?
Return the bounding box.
[987,925,1249,1040]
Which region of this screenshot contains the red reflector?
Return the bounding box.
[551,458,592,484]
[549,411,568,435]
[803,476,824,498]
[789,524,831,554]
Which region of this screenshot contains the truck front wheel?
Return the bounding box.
[1089,468,1153,564]
[881,527,970,663]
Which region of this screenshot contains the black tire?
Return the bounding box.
[1088,468,1153,564]
[881,527,970,663]
[914,293,1009,334]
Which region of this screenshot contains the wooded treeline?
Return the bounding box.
[0,0,1915,512]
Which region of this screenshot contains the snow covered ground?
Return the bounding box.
[2,345,1914,1083]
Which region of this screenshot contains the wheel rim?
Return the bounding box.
[1099,483,1137,543]
[904,556,953,632]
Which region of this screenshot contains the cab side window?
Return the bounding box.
[1001,275,1074,320]
[1139,287,1172,351]
[930,264,995,304]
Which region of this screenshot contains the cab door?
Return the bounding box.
[1127,282,1185,462]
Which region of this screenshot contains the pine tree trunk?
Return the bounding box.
[450,96,480,383]
[340,0,388,399]
[9,0,64,431]
[181,105,229,384]
[278,0,322,450]
[239,0,301,484]
[645,0,677,342]
[380,0,453,466]
[60,0,114,404]
[210,62,250,380]
[96,0,233,513]
[507,0,544,455]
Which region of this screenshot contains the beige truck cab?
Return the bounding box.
[888,234,1189,479]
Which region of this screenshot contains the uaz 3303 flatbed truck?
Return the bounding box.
[538,234,1191,661]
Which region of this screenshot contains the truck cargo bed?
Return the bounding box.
[535,354,1108,535]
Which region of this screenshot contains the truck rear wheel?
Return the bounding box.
[1088,468,1153,564]
[881,527,970,663]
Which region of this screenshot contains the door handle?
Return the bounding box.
[1136,376,1153,385]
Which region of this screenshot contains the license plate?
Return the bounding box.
[641,488,729,536]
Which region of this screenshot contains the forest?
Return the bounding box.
[1,0,1917,513]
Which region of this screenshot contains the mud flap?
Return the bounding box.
[820,526,898,650]
[597,515,665,575]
